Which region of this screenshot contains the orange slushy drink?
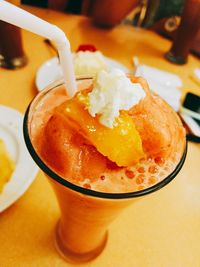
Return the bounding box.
[24,70,186,262]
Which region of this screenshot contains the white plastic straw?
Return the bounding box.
[0,0,77,97]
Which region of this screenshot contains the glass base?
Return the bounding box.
[0,55,28,69]
[55,220,108,263]
[165,51,187,65]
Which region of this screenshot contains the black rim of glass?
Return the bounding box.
[23,81,187,200]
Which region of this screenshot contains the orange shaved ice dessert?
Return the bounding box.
[31,70,185,193]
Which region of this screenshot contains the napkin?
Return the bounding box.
[134,64,182,112]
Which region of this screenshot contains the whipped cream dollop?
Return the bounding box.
[73,51,108,76]
[88,69,146,128]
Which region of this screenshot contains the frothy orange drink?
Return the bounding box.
[24,74,186,263]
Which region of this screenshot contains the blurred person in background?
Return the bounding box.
[21,0,139,27]
[21,0,184,29]
[20,0,200,57]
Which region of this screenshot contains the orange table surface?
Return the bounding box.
[0,5,200,267]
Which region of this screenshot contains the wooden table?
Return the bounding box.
[0,5,200,267]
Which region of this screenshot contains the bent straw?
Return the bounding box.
[0,0,76,97]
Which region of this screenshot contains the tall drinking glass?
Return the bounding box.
[0,21,28,69]
[23,78,187,263]
[165,0,200,64]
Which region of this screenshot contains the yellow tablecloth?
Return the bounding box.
[0,6,200,267]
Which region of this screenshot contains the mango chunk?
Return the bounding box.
[56,92,145,167]
[0,139,14,192]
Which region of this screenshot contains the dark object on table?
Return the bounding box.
[183,93,200,115]
[180,92,200,143]
[131,0,200,58]
[186,133,200,143]
[0,21,28,70]
[165,0,200,64]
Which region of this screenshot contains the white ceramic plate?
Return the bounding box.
[35,56,129,91]
[0,105,38,212]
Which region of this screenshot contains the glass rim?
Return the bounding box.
[23,79,187,200]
